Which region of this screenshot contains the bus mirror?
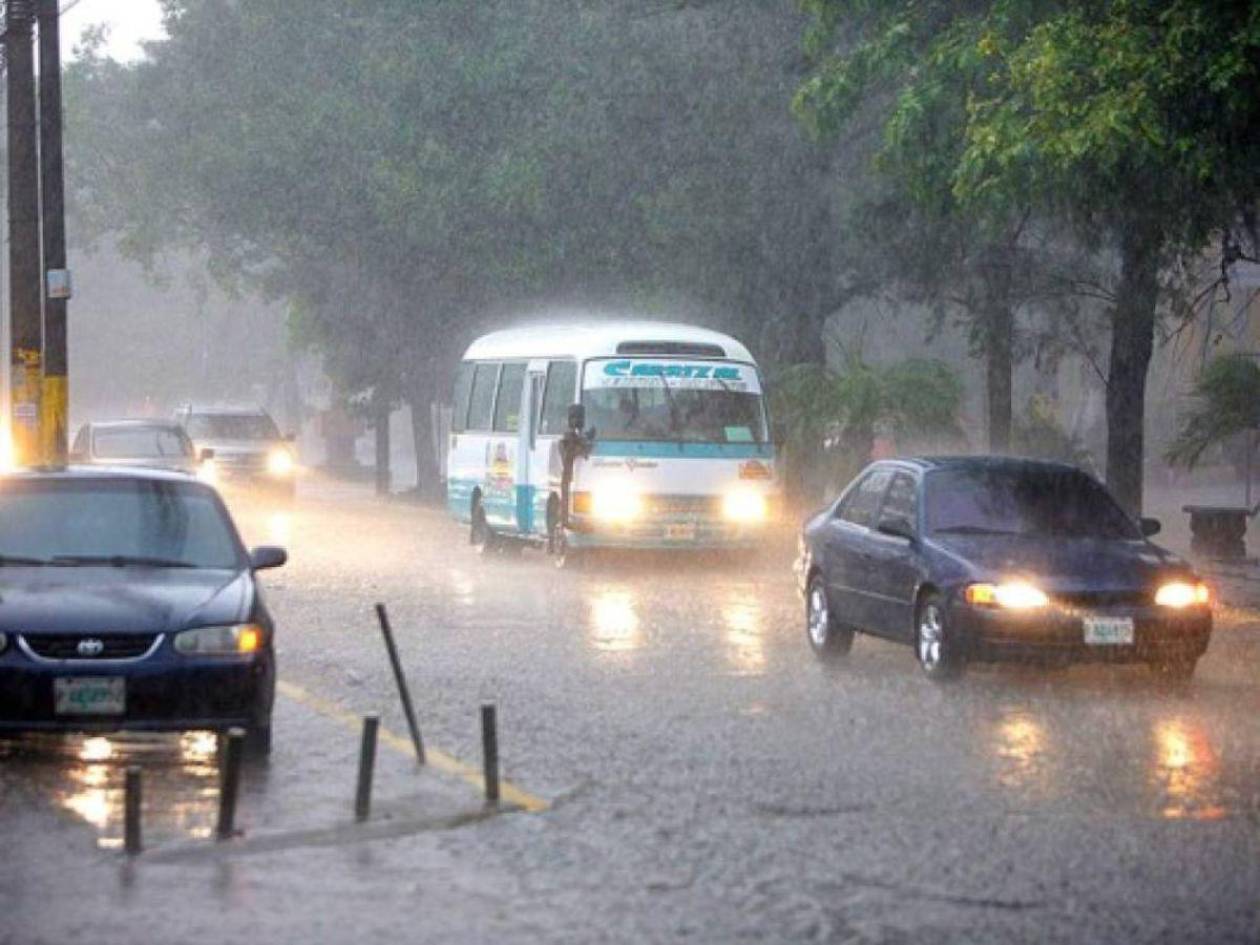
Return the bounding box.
[567,403,585,432]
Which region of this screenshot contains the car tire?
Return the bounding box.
[470,500,497,555]
[244,722,272,758]
[805,573,854,663]
[915,591,965,681]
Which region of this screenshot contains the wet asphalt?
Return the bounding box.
[4,476,1260,944]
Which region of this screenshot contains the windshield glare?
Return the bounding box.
[926,467,1140,540]
[583,359,767,444]
[186,414,279,440]
[0,479,243,568]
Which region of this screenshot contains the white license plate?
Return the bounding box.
[664,523,697,541]
[1083,616,1135,646]
[54,677,125,715]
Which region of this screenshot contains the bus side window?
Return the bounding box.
[539,361,578,436]
[467,362,500,432]
[451,362,475,433]
[493,363,527,433]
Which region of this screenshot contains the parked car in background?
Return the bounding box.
[0,467,286,755]
[70,419,210,478]
[796,456,1212,682]
[175,405,297,496]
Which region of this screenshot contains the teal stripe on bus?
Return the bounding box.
[590,441,774,460]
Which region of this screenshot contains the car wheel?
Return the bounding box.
[915,592,964,681]
[244,723,272,758]
[1150,656,1197,683]
[470,500,496,555]
[805,573,854,663]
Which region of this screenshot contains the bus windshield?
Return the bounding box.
[582,359,768,444]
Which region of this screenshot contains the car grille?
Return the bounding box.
[21,633,160,660]
[1052,590,1152,609]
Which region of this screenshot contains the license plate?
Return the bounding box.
[54,677,125,715]
[665,523,697,541]
[1083,616,1135,646]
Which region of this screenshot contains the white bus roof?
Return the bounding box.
[462,320,756,364]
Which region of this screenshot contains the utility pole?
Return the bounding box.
[37,0,68,463]
[6,0,42,466]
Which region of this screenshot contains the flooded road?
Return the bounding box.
[6,476,1260,943]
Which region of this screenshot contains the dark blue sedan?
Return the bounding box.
[796,457,1211,681]
[0,467,286,753]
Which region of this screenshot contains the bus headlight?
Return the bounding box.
[590,487,643,523]
[267,449,295,477]
[723,489,767,523]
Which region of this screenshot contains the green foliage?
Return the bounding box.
[1166,355,1260,469]
[1011,394,1092,468]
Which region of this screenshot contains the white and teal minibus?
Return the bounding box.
[446,320,779,562]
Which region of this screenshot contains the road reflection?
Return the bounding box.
[1152,717,1225,821]
[589,588,642,653]
[990,708,1051,795]
[722,594,766,676]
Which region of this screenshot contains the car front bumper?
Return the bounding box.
[0,644,274,734]
[951,602,1211,665]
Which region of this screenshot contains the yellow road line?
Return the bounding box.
[277,680,549,813]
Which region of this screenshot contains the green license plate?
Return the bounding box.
[54,677,125,715]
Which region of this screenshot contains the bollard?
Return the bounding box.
[216,727,245,841]
[481,704,500,806]
[375,603,426,765]
[355,714,380,822]
[124,766,142,855]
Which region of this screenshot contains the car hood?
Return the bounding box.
[0,568,253,634]
[932,535,1190,590]
[91,456,195,471]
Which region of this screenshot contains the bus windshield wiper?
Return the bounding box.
[51,554,198,568]
[0,554,52,566]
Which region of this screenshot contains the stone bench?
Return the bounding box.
[1182,504,1257,559]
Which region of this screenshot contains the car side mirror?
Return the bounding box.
[199,448,216,462]
[567,403,585,432]
[1140,517,1161,537]
[876,516,915,541]
[249,546,287,571]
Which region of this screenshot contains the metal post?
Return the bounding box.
[216,728,244,840]
[481,704,499,806]
[354,714,380,822]
[36,0,67,464]
[374,603,426,765]
[6,0,42,466]
[124,766,142,855]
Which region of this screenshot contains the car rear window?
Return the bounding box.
[93,427,192,460]
[0,479,243,569]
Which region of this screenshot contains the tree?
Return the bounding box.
[1166,355,1260,469]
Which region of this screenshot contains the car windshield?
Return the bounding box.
[582,359,767,444]
[0,479,243,568]
[93,427,192,459]
[185,414,279,440]
[925,466,1140,541]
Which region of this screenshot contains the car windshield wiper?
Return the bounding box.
[0,554,52,566]
[933,525,1027,536]
[50,554,198,569]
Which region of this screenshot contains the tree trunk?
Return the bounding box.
[985,304,1013,453]
[1105,227,1161,517]
[374,399,391,497]
[407,384,437,499]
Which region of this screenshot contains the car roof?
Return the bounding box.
[1,464,201,483]
[178,405,272,417]
[86,419,186,431]
[463,318,757,364]
[881,455,1087,476]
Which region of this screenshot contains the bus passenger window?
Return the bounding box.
[451,362,475,433]
[467,363,499,432]
[494,363,527,433]
[540,361,578,435]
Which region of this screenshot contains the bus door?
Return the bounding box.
[516,364,547,535]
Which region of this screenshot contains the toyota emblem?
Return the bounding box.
[76,638,105,657]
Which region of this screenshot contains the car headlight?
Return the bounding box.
[590,486,643,523]
[723,489,767,523]
[174,623,264,655]
[965,581,1049,610]
[196,458,218,485]
[267,449,295,477]
[1154,581,1210,608]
